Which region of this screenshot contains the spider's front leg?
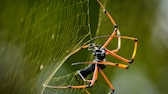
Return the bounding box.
[97,0,121,54]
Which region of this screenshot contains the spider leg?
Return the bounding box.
[73,43,102,55]
[74,44,90,53]
[97,0,138,63]
[76,70,92,83]
[98,61,129,69]
[43,76,92,89]
[72,62,97,66]
[102,29,121,50]
[107,35,138,53]
[75,63,99,85]
[105,36,138,64]
[43,65,99,89]
[99,69,115,94]
[72,61,128,69]
[97,0,120,49]
[97,0,117,26]
[43,70,91,89]
[89,65,99,87]
[69,43,91,58]
[43,84,89,89]
[81,44,91,49]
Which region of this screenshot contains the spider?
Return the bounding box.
[43,0,138,94]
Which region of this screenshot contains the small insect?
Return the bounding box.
[43,0,138,94]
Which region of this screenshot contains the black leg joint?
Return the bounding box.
[129,59,134,64]
[103,9,107,13]
[110,90,115,94]
[87,84,93,88]
[126,65,129,69]
[114,25,118,28]
[135,38,138,41]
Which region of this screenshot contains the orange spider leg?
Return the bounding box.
[103,29,121,53]
[97,0,121,52]
[106,36,138,63]
[81,44,91,49]
[97,0,138,64]
[43,84,88,89]
[102,29,120,48]
[106,48,130,63]
[43,65,99,89]
[97,0,116,26]
[70,44,91,57]
[72,61,128,69]
[98,62,128,69]
[99,69,115,93]
[118,36,138,60]
[89,65,99,87]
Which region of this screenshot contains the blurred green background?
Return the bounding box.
[0,0,168,94]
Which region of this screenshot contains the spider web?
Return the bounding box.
[0,0,91,94]
[39,0,92,94]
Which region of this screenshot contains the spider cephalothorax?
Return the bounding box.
[94,47,106,61]
[88,43,106,61]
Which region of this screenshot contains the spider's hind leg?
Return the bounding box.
[74,72,84,85]
[75,64,95,83]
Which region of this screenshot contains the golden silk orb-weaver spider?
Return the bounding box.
[43,0,138,94]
